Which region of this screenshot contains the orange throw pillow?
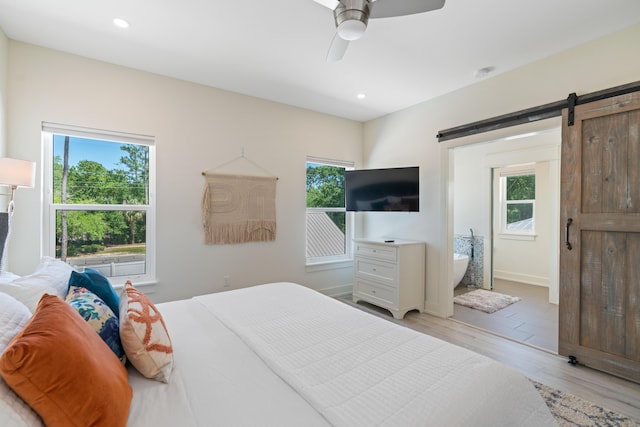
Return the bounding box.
[0,294,132,427]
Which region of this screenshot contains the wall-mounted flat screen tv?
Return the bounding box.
[345,166,419,212]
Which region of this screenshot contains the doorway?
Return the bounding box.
[450,129,560,353]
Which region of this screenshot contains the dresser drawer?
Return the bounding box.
[354,278,397,306]
[354,242,397,262]
[355,258,397,284]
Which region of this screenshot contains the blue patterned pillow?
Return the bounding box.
[68,269,120,318]
[65,286,125,362]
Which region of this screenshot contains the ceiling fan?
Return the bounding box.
[313,0,446,61]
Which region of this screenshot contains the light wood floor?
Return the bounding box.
[453,279,558,352]
[342,297,640,422]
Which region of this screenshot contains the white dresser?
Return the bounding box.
[352,238,425,319]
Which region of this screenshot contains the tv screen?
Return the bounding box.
[345,167,419,212]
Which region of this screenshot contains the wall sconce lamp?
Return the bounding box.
[0,157,36,213]
[0,157,36,272]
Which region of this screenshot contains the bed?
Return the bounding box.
[128,283,555,426]
[1,260,556,426]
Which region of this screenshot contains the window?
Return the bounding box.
[499,169,535,234]
[306,157,353,264]
[42,123,155,283]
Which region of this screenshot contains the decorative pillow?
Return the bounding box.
[119,281,173,383]
[68,269,120,318]
[12,257,74,298]
[0,294,132,427]
[0,293,31,352]
[65,286,125,362]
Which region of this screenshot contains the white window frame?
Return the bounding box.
[498,166,536,238]
[41,122,156,285]
[305,156,354,267]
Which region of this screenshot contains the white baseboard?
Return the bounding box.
[493,270,548,287]
[318,283,353,298]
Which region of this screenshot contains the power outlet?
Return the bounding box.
[223,275,231,288]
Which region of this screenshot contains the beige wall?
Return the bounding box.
[6,42,363,302]
[363,24,640,317]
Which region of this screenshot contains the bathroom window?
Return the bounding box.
[499,169,535,235]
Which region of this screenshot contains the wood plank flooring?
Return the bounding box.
[340,296,640,422]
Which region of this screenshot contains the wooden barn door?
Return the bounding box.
[559,91,640,382]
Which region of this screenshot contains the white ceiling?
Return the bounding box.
[1,0,639,122]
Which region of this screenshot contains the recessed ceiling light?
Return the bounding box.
[357,93,366,100]
[474,66,495,79]
[113,18,130,29]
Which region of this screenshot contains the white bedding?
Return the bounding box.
[196,283,555,426]
[127,294,330,427]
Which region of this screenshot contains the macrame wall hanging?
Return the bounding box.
[202,151,277,244]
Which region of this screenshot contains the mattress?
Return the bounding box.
[129,282,556,426]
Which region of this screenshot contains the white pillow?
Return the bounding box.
[0,379,44,427]
[0,271,20,282]
[0,283,54,314]
[0,293,31,352]
[0,293,42,426]
[0,257,75,312]
[12,257,74,297]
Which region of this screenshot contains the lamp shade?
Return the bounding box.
[0,158,36,188]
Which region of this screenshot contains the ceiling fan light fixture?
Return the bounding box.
[334,0,369,40]
[337,19,367,40]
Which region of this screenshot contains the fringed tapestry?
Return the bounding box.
[202,173,277,244]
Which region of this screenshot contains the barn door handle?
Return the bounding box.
[565,218,573,250]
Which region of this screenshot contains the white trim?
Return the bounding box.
[497,232,537,241]
[42,122,154,146]
[306,156,354,169]
[317,282,353,298]
[305,258,353,272]
[493,270,549,287]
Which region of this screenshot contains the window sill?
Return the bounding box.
[113,279,158,293]
[306,258,353,272]
[497,233,537,241]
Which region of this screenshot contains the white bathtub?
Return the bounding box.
[452,253,469,289]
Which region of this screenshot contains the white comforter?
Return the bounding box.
[128,282,556,426]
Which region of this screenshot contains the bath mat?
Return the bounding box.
[454,289,520,313]
[532,380,639,426]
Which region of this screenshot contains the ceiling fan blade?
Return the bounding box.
[326,33,350,62]
[369,0,445,19]
[312,0,340,10]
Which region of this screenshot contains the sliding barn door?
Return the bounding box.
[559,91,640,383]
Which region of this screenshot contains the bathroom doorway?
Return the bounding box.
[450,129,560,353]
